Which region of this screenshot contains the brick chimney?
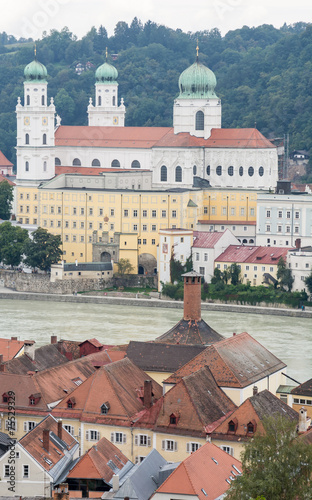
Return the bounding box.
[51,335,57,344]
[144,380,152,408]
[295,238,301,250]
[43,429,50,452]
[53,483,69,500]
[253,386,258,396]
[182,271,202,322]
[57,419,63,440]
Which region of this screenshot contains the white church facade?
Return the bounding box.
[15,51,278,192]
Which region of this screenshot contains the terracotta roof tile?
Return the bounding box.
[216,245,291,265]
[0,151,13,166]
[155,319,223,345]
[165,332,286,388]
[154,441,242,500]
[192,230,225,248]
[0,175,15,186]
[0,337,25,362]
[0,373,48,414]
[4,344,69,374]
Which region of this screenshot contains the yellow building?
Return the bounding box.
[15,174,260,274]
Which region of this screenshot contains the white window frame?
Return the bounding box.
[186,442,201,453]
[220,445,234,456]
[162,439,178,452]
[134,434,151,447]
[23,464,29,478]
[86,429,100,441]
[111,432,126,444]
[23,421,36,432]
[64,425,74,435]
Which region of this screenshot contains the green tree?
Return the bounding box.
[226,415,312,500]
[305,270,312,296]
[230,263,241,285]
[24,228,62,272]
[116,258,134,275]
[211,267,222,284]
[0,221,29,267]
[0,180,13,220]
[277,256,294,291]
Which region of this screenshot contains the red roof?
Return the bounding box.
[216,245,291,264]
[0,175,15,186]
[154,441,242,500]
[54,166,148,175]
[193,230,226,248]
[0,338,25,361]
[0,151,13,166]
[55,126,275,150]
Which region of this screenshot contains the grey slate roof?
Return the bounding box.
[291,378,312,397]
[4,344,69,374]
[250,389,299,421]
[126,341,206,372]
[113,449,167,500]
[155,318,224,346]
[63,262,113,272]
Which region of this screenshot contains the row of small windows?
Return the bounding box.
[55,158,141,168]
[25,134,47,145]
[26,95,45,106]
[98,96,116,106]
[160,165,182,182]
[25,161,47,172]
[206,165,264,177]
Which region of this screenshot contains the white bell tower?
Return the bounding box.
[16,53,55,186]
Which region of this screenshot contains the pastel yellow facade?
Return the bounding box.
[0,414,47,442]
[15,184,259,273]
[145,370,172,386]
[210,438,244,461]
[215,259,279,286]
[292,398,312,419]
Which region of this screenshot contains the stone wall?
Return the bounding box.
[0,271,157,295]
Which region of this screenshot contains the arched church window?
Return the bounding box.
[92,159,101,167]
[206,165,210,176]
[259,166,264,177]
[26,95,30,106]
[111,159,120,168]
[73,158,81,166]
[131,160,141,169]
[195,111,204,131]
[25,161,29,172]
[43,134,47,145]
[193,165,197,176]
[55,158,61,166]
[216,165,222,176]
[248,166,254,177]
[175,166,182,182]
[98,96,102,106]
[25,134,29,145]
[161,165,167,182]
[42,95,45,106]
[112,96,116,106]
[239,166,244,176]
[228,166,234,176]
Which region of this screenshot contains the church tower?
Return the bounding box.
[173,46,221,139]
[16,54,55,185]
[88,53,125,126]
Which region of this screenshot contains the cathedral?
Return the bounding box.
[15,51,278,191]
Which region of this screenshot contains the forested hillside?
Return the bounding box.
[0,20,311,180]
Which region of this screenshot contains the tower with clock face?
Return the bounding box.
[16,57,56,185]
[88,58,125,127]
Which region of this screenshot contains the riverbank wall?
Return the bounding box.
[0,289,311,318]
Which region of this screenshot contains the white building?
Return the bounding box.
[158,228,193,288]
[287,245,312,292]
[257,191,312,248]
[15,51,278,192]
[192,229,240,282]
[197,219,256,245]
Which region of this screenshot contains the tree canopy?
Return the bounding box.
[226,415,312,500]
[23,227,62,272]
[0,180,13,220]
[277,256,294,291]
[116,258,134,275]
[0,221,29,267]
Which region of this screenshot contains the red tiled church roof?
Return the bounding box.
[0,151,13,166]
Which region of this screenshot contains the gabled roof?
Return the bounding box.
[165,332,286,388]
[113,449,167,500]
[0,151,13,166]
[3,344,69,374]
[66,436,130,482]
[215,245,290,264]
[135,367,236,437]
[52,358,162,426]
[153,441,242,500]
[126,341,205,373]
[79,338,103,348]
[215,244,258,263]
[206,127,275,149]
[155,319,223,346]
[291,378,312,397]
[0,373,48,414]
[20,415,78,475]
[0,337,25,361]
[211,389,298,441]
[192,230,226,248]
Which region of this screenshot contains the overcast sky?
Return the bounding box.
[2,0,311,41]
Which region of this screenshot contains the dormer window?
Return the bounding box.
[2,393,8,403]
[30,398,35,405]
[169,413,179,425]
[228,418,238,434]
[29,393,41,406]
[67,397,76,409]
[100,402,110,414]
[247,420,256,434]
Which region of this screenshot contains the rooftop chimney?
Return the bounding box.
[57,419,63,440]
[43,428,50,453]
[51,335,57,344]
[298,407,309,433]
[24,340,36,361]
[253,386,258,396]
[144,380,152,409]
[112,474,119,492]
[295,238,301,250]
[182,271,202,322]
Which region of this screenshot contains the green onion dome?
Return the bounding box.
[95,62,118,84]
[24,60,48,82]
[178,61,218,99]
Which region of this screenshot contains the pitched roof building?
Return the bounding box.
[0,336,25,362]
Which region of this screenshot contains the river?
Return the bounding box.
[0,298,311,384]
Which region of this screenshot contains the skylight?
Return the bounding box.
[201,488,208,496]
